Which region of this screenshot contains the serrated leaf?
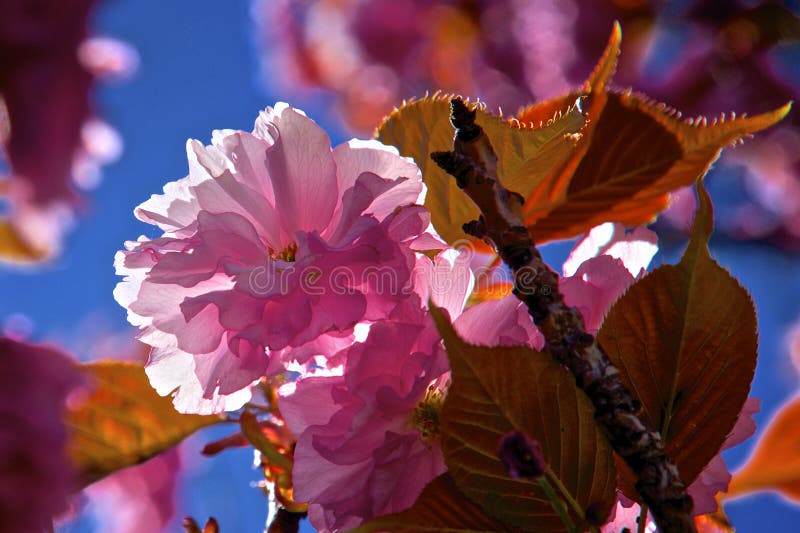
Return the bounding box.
[728,395,800,501]
[431,307,616,532]
[66,361,223,486]
[376,94,585,246]
[596,180,758,501]
[0,220,47,263]
[350,474,518,533]
[516,24,790,243]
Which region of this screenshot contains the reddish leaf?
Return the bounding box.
[350,474,519,533]
[432,307,616,532]
[597,181,758,500]
[728,395,800,501]
[517,23,790,243]
[66,361,223,486]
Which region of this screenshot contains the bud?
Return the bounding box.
[496,431,546,479]
[182,517,219,533]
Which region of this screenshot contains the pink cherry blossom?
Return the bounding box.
[454,294,543,349]
[0,337,83,532]
[562,222,658,278]
[279,297,450,533]
[560,254,639,335]
[278,248,472,532]
[115,104,434,413]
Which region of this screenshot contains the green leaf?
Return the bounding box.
[431,307,617,532]
[597,180,758,500]
[66,361,224,486]
[350,474,519,533]
[376,94,585,246]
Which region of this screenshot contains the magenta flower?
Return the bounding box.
[279,297,450,532]
[278,248,473,532]
[115,104,433,413]
[0,338,83,532]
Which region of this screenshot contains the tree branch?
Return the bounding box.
[431,98,696,533]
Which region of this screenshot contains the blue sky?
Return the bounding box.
[1,1,797,531]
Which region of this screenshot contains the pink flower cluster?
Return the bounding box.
[115,103,438,413]
[115,103,750,531]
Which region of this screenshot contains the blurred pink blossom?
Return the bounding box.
[787,314,800,377]
[0,337,83,532]
[0,0,134,261]
[115,104,435,414]
[84,448,180,533]
[255,0,570,133]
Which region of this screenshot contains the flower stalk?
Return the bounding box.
[538,476,577,533]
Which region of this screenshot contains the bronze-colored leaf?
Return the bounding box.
[376,94,585,246]
[597,180,758,500]
[350,473,518,533]
[432,307,617,532]
[517,23,790,243]
[66,361,223,486]
[728,395,800,501]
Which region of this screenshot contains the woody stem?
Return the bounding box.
[431,98,696,533]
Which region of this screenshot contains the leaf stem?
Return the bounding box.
[545,466,585,522]
[638,504,650,533]
[539,476,577,533]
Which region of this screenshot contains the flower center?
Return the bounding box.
[270,242,298,262]
[411,383,446,445]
